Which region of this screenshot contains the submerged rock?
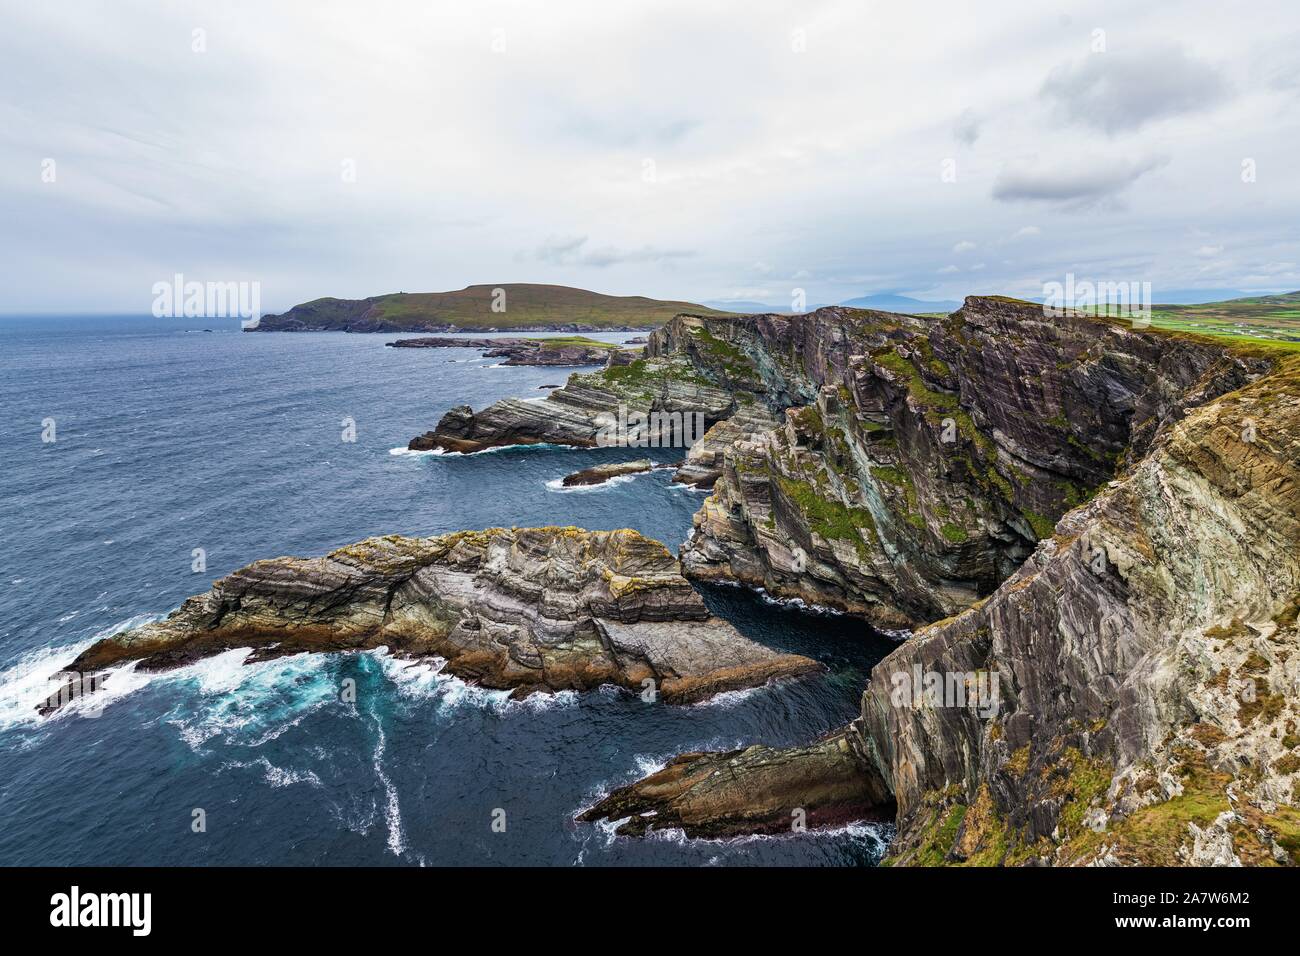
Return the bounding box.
[561,459,672,487]
[46,528,819,713]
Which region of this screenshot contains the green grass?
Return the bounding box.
[529,335,620,349]
[776,476,876,557]
[570,357,712,403]
[1143,292,1300,350]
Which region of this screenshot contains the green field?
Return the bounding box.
[529,335,622,349]
[1148,292,1300,351]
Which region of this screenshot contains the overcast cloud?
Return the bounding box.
[1,0,1297,313]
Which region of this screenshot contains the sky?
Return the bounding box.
[2,0,1298,314]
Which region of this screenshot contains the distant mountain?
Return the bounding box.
[836,294,963,314]
[252,284,727,332]
[701,299,790,313]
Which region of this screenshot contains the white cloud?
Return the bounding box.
[992,155,1168,205]
[0,0,1296,312]
[1042,46,1232,134]
[953,240,977,253]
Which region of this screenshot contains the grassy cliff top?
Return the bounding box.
[1149,291,1300,350]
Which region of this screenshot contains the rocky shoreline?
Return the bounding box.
[580,728,893,838]
[402,295,1300,863]
[388,335,628,366]
[47,527,819,713]
[71,292,1300,865]
[574,299,1300,865]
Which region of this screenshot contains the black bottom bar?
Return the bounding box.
[0,865,1290,940]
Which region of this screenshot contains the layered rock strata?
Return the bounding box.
[47,528,819,713]
[677,298,1265,628]
[408,352,738,453]
[580,299,1300,865]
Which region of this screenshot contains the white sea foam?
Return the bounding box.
[162,649,336,752]
[752,587,844,616]
[390,441,581,458]
[222,756,323,789]
[369,705,406,856]
[690,685,762,708]
[669,482,709,493]
[0,613,162,732]
[642,818,895,849]
[368,647,577,714]
[633,753,670,777]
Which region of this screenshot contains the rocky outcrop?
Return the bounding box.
[856,357,1300,865]
[580,728,892,838]
[408,352,737,453]
[576,298,1300,866]
[47,528,819,713]
[561,459,672,487]
[410,399,602,453]
[671,404,778,489]
[388,336,619,366]
[678,298,1265,627]
[389,336,535,350]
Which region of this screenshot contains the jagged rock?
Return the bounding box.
[859,358,1300,865]
[678,297,1265,627]
[45,528,819,714]
[408,352,737,453]
[410,400,602,452]
[561,459,674,487]
[588,298,1300,866]
[580,729,892,838]
[671,404,778,489]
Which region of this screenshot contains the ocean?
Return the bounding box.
[0,315,896,865]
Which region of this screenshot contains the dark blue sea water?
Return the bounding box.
[0,316,896,866]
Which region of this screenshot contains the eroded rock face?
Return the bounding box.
[679,298,1265,627]
[408,351,737,453]
[858,359,1300,865]
[580,299,1300,865]
[671,404,778,489]
[48,528,819,712]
